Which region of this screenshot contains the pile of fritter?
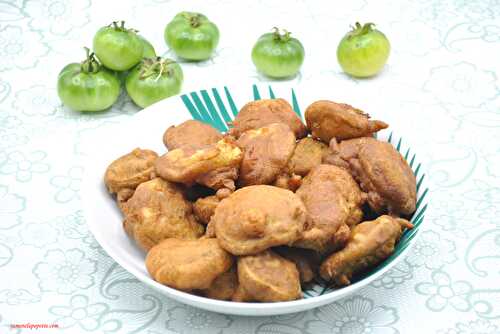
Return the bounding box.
[104,98,416,302]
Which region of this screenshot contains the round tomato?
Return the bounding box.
[251,27,305,79]
[57,48,120,112]
[164,12,219,61]
[93,21,143,71]
[337,22,390,78]
[125,57,183,108]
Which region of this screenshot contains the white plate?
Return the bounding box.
[82,83,428,316]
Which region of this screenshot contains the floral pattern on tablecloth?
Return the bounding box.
[0,0,499,332]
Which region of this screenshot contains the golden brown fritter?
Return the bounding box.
[288,137,329,176]
[305,100,388,143]
[155,138,243,190]
[229,98,307,139]
[146,238,233,291]
[327,137,416,215]
[237,123,296,186]
[233,250,301,302]
[123,178,204,251]
[163,120,222,150]
[104,148,158,210]
[193,195,220,225]
[213,185,308,255]
[275,247,319,284]
[200,266,238,300]
[320,215,413,286]
[293,164,366,254]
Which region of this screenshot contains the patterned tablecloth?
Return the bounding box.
[1,0,500,333]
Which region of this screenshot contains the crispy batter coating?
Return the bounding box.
[229,98,307,139]
[288,137,329,176]
[104,148,158,209]
[146,238,233,291]
[320,215,413,286]
[327,137,416,215]
[237,123,296,186]
[200,266,238,300]
[294,165,366,254]
[155,138,243,190]
[233,250,301,302]
[213,185,308,255]
[123,178,204,251]
[193,195,220,225]
[305,100,388,142]
[163,120,222,150]
[275,247,319,284]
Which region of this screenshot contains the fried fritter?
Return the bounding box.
[213,185,308,255]
[104,148,158,210]
[155,138,243,190]
[229,98,307,139]
[326,137,416,215]
[287,137,329,176]
[305,100,388,142]
[163,120,222,150]
[193,195,220,225]
[293,164,366,254]
[233,250,301,302]
[123,178,204,251]
[275,247,319,284]
[320,215,413,286]
[273,173,302,192]
[200,266,238,300]
[237,123,296,186]
[146,238,233,291]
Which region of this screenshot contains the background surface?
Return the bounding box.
[1,0,499,333]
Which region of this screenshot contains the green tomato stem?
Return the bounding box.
[348,22,376,39]
[139,57,176,81]
[272,27,291,42]
[109,20,139,33]
[80,47,100,73]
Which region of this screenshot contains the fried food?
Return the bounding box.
[104,148,158,210]
[288,137,329,176]
[213,185,308,255]
[163,120,222,150]
[233,250,301,302]
[294,164,366,254]
[146,238,233,291]
[193,195,220,224]
[155,138,242,190]
[273,173,302,192]
[275,247,319,284]
[200,266,238,300]
[320,215,413,286]
[237,123,296,186]
[305,100,388,142]
[327,137,416,215]
[123,178,204,251]
[229,98,307,139]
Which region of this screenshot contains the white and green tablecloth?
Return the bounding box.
[1,0,499,333]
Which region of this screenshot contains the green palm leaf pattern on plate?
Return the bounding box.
[180,84,428,298]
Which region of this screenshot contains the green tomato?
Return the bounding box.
[57,48,120,112]
[164,12,219,61]
[93,21,143,71]
[337,22,390,78]
[138,35,156,58]
[125,57,183,108]
[252,28,305,79]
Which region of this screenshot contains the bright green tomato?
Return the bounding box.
[93,21,143,71]
[138,35,156,58]
[337,22,390,78]
[125,58,183,108]
[57,49,120,112]
[164,12,219,61]
[252,28,305,79]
